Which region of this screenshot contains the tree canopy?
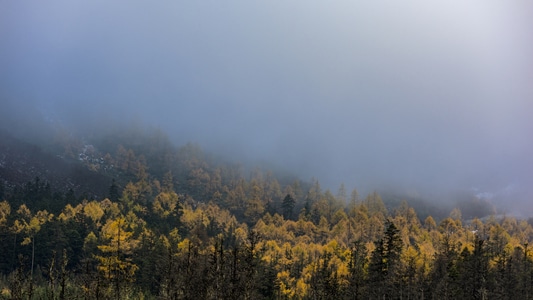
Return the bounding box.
[0,129,531,299]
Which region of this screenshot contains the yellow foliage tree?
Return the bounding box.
[0,201,10,227]
[96,217,139,298]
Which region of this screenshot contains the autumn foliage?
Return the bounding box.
[1,130,532,299]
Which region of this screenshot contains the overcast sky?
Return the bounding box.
[1,1,533,206]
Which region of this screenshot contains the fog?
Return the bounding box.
[1,1,533,213]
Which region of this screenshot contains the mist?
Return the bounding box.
[1,1,533,214]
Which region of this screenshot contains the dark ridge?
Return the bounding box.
[0,130,111,198]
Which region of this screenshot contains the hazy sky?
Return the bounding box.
[1,1,532,205]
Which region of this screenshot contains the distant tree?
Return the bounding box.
[364,191,387,217]
[347,188,360,216]
[115,145,130,172]
[347,239,368,299]
[350,188,360,203]
[134,165,153,205]
[488,225,513,299]
[152,191,180,218]
[244,182,265,225]
[83,200,105,228]
[161,171,174,193]
[0,200,10,227]
[282,194,296,220]
[264,177,282,215]
[244,198,264,225]
[429,225,461,299]
[0,180,5,200]
[510,243,533,299]
[225,179,247,217]
[306,178,320,201]
[449,208,462,223]
[151,229,181,298]
[398,244,427,299]
[368,219,403,299]
[309,251,340,299]
[337,183,347,203]
[108,179,120,202]
[424,215,437,231]
[456,236,489,300]
[79,231,100,299]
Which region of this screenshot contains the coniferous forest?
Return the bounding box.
[1,129,533,300]
[2,0,533,299]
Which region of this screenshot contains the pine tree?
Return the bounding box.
[367,219,403,299]
[108,179,121,202]
[456,236,489,300]
[347,240,368,299]
[282,194,296,220]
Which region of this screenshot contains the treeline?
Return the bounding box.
[0,129,532,299]
[2,176,533,299]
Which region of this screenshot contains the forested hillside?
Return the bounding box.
[1,128,532,299]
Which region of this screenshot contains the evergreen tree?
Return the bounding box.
[0,180,5,200]
[456,236,489,300]
[108,179,121,202]
[368,219,403,299]
[428,229,460,299]
[347,239,367,299]
[282,194,296,220]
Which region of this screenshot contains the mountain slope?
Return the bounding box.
[0,130,111,198]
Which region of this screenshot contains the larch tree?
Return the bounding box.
[96,216,139,299]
